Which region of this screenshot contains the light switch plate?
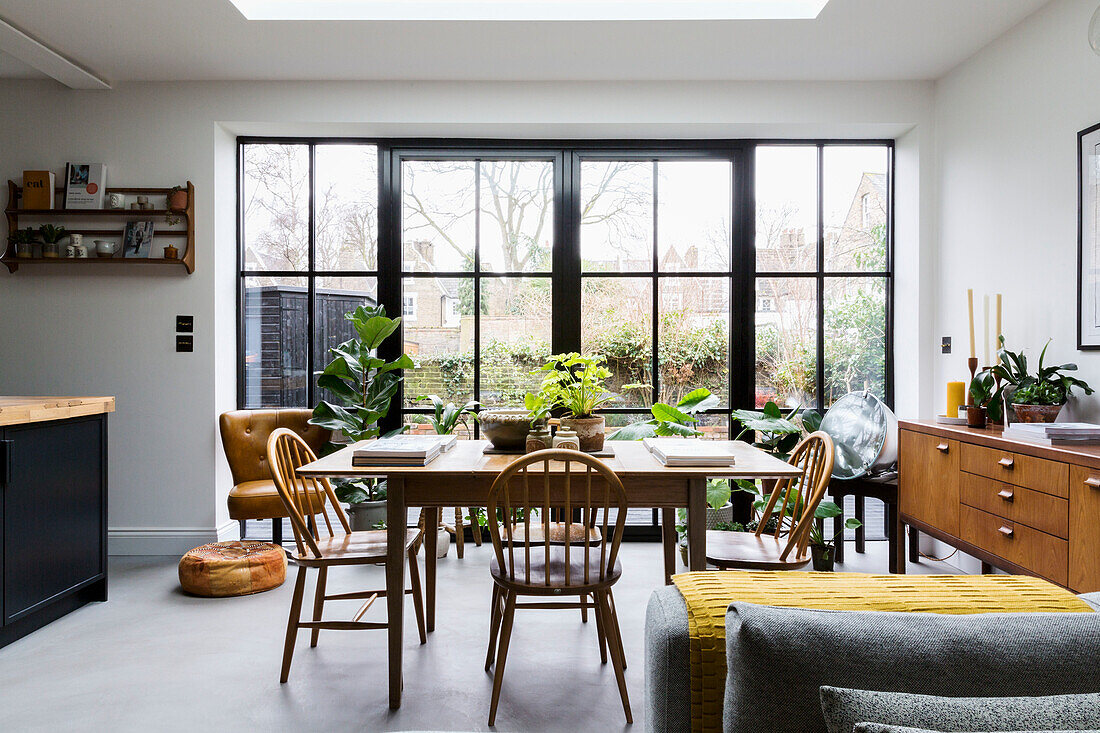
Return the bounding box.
[941,336,951,354]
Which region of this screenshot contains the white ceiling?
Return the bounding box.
[0,0,1052,84]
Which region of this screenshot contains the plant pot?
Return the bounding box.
[14,241,33,259]
[41,242,60,259]
[167,189,188,212]
[436,526,450,559]
[966,405,987,428]
[162,245,179,260]
[706,502,734,529]
[346,499,387,532]
[479,408,531,451]
[811,544,835,572]
[560,415,605,452]
[1011,403,1063,423]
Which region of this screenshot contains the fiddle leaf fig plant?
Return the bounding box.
[309,304,414,504]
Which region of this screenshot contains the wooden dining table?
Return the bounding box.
[297,439,801,709]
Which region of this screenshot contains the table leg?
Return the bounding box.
[854,495,866,554]
[888,501,902,574]
[908,526,920,563]
[661,508,676,585]
[423,507,439,633]
[386,477,407,710]
[687,478,706,571]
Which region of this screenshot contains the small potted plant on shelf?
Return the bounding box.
[990,339,1094,423]
[807,503,862,572]
[166,185,188,214]
[7,227,36,259]
[967,370,995,428]
[37,224,67,259]
[308,304,414,531]
[532,353,615,451]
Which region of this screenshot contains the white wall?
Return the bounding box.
[0,79,935,554]
[930,0,1100,571]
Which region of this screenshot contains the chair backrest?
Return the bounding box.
[219,409,331,485]
[753,431,835,562]
[266,428,352,559]
[487,449,628,588]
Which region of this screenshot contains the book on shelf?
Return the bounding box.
[21,171,55,209]
[63,163,107,209]
[641,437,736,467]
[122,220,155,258]
[1002,422,1100,447]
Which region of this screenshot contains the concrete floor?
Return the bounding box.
[0,540,959,733]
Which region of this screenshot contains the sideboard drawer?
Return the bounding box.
[1070,466,1100,592]
[959,443,1068,498]
[960,473,1068,538]
[961,505,1068,586]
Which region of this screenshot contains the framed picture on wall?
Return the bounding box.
[1079,122,1100,348]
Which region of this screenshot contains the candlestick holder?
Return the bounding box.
[966,357,978,404]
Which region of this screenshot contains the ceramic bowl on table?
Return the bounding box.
[478,408,532,451]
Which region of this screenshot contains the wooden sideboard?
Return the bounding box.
[899,419,1100,591]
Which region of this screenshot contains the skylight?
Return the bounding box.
[228,0,829,22]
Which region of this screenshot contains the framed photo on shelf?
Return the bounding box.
[1079,122,1100,348]
[122,220,155,259]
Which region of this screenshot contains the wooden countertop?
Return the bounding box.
[0,396,115,427]
[901,418,1100,470]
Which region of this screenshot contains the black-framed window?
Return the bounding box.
[238,139,893,423]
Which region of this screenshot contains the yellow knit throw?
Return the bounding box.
[670,571,1093,733]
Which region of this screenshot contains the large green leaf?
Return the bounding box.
[676,388,720,414]
[316,373,358,401]
[354,315,401,350]
[377,354,415,373]
[651,403,695,425]
[814,501,843,519]
[309,401,363,434]
[607,420,658,441]
[654,421,703,437]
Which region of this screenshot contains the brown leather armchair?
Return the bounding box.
[219,409,331,544]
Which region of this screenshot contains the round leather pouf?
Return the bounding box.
[178,540,287,597]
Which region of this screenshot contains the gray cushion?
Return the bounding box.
[821,687,1100,733]
[645,586,691,733]
[856,727,1100,733]
[723,603,1100,733]
[1079,592,1100,611]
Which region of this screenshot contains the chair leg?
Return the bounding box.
[592,592,608,664]
[272,517,283,546]
[310,566,327,648]
[581,591,589,623]
[238,519,247,540]
[597,590,632,724]
[454,506,465,559]
[608,589,627,670]
[485,584,503,672]
[407,546,427,645]
[854,495,866,554]
[280,566,308,683]
[488,590,517,727]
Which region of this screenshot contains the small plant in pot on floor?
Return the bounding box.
[990,339,1094,423]
[416,393,479,553]
[807,503,862,572]
[309,304,414,531]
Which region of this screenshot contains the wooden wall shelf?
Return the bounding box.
[3,181,195,274]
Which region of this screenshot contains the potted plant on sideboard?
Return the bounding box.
[532,353,615,452]
[308,304,414,531]
[967,370,995,428]
[991,340,1094,423]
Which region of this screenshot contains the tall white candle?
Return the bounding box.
[983,295,990,366]
[967,289,976,359]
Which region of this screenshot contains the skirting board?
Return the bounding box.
[109,521,240,556]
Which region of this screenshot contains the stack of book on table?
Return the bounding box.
[642,437,736,467]
[1001,422,1100,447]
[351,434,457,467]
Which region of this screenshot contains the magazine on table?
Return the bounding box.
[642,437,736,466]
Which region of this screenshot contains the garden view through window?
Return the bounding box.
[239,140,891,443]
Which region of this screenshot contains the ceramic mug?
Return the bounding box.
[107,193,125,209]
[64,244,78,258]
[73,245,89,258]
[94,240,116,258]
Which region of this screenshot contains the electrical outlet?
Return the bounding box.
[941,336,952,354]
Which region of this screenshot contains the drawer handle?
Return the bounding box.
[1085,477,1100,489]
[998,524,1014,538]
[998,457,1015,469]
[935,443,949,453]
[997,488,1014,502]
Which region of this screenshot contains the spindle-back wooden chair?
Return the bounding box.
[266,428,426,683]
[705,431,835,570]
[483,449,631,726]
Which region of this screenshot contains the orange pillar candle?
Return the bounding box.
[946,381,966,419]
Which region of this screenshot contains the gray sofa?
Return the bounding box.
[644,585,1100,733]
